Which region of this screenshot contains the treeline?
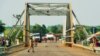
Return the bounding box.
[74,25,100,41]
[5,24,100,35]
[5,24,100,40]
[0,20,5,34]
[30,24,62,36]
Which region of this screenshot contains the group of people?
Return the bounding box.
[43,37,58,43]
[27,36,59,53]
[0,38,11,47]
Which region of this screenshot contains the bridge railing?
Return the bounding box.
[5,43,26,54]
[0,47,6,56]
[0,43,26,55]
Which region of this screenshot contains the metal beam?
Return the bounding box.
[72,10,89,37]
[7,10,24,39]
[23,3,74,47]
[66,3,74,47]
[23,3,30,47]
[28,5,48,15]
[28,2,68,4]
[27,3,68,16]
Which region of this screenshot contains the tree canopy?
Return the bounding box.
[47,25,62,34]
[0,20,5,34]
[32,24,48,36]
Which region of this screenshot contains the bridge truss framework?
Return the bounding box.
[23,2,74,47]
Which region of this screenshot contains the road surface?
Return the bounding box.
[8,42,99,56]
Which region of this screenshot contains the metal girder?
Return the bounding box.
[7,10,24,39]
[29,8,67,16]
[27,3,69,16]
[23,3,74,47]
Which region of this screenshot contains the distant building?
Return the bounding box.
[46,33,55,38]
[30,33,40,39]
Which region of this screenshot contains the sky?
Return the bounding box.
[0,0,100,26]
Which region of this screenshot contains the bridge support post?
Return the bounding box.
[23,3,30,47]
[69,3,74,47]
[65,3,74,47]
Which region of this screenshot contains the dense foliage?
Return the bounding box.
[5,24,100,43]
[0,20,5,34]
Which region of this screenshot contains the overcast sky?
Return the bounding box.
[0,0,100,26]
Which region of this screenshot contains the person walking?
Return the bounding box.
[1,38,6,46]
[28,38,34,52]
[8,39,11,47]
[34,38,38,47]
[6,39,9,47]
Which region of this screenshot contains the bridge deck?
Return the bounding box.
[8,42,99,56]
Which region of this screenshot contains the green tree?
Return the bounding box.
[41,24,48,36]
[96,26,100,32]
[47,25,62,34]
[32,24,48,36]
[0,20,5,34]
[56,25,62,33]
[32,24,48,42]
[32,24,41,33]
[50,26,58,33]
[74,25,89,42]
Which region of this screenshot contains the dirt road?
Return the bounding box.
[9,42,99,56]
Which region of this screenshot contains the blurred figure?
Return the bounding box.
[6,39,9,47]
[1,38,6,46]
[16,39,19,45]
[8,39,11,47]
[54,37,58,42]
[28,38,34,52]
[43,36,47,43]
[34,38,38,47]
